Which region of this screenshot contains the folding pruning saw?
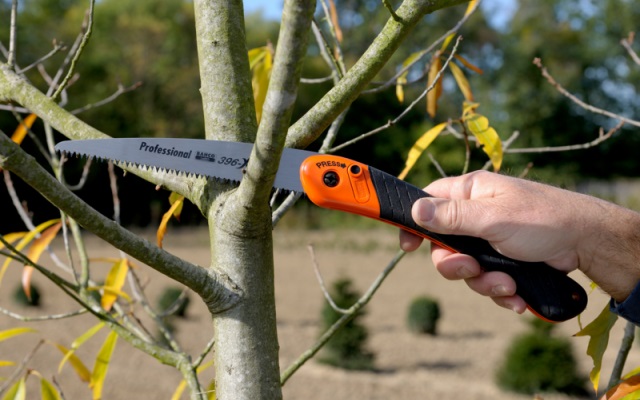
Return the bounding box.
[55,138,587,322]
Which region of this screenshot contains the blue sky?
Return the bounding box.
[244,0,283,20]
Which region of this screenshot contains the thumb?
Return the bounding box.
[412,197,487,237]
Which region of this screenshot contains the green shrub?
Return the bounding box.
[12,283,41,307]
[495,319,587,396]
[407,296,441,335]
[156,287,190,318]
[318,277,374,370]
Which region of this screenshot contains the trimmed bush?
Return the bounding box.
[12,283,41,307]
[495,318,587,396]
[407,296,441,335]
[156,287,190,318]
[318,277,374,370]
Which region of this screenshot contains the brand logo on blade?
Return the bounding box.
[315,161,346,169]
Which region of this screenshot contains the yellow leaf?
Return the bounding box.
[396,51,423,103]
[464,0,478,16]
[0,361,16,367]
[574,302,619,393]
[22,221,62,301]
[1,219,61,285]
[440,33,456,52]
[169,192,184,219]
[58,322,105,373]
[11,114,37,145]
[328,0,343,43]
[157,194,184,248]
[462,100,480,117]
[206,379,216,400]
[100,259,129,311]
[249,46,272,124]
[0,232,27,251]
[0,327,36,342]
[90,330,118,400]
[2,377,26,400]
[449,62,473,102]
[398,122,447,180]
[52,343,91,382]
[426,55,443,118]
[453,54,483,75]
[464,113,503,171]
[40,377,63,400]
[601,374,640,400]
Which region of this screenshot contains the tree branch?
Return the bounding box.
[285,0,470,149]
[0,132,241,314]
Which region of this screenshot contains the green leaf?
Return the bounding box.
[1,377,26,400]
[40,377,62,400]
[90,330,118,400]
[574,302,619,393]
[0,327,36,342]
[398,122,447,180]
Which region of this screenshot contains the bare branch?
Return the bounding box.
[506,122,623,154]
[608,320,636,389]
[0,307,87,321]
[52,2,95,101]
[17,40,66,74]
[71,82,142,114]
[533,58,640,128]
[330,36,463,153]
[7,0,18,68]
[61,154,92,190]
[621,32,640,66]
[308,244,349,314]
[0,340,44,396]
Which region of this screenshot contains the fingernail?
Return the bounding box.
[492,285,510,296]
[414,199,435,223]
[456,265,475,279]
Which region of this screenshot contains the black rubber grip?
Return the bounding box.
[368,166,587,322]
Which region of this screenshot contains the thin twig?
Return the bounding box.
[281,249,406,385]
[428,152,447,178]
[607,320,636,390]
[318,0,346,76]
[620,32,640,66]
[192,336,216,369]
[311,19,344,81]
[71,82,143,114]
[382,0,401,21]
[506,122,623,154]
[0,307,87,321]
[62,155,93,191]
[52,2,95,100]
[0,340,44,396]
[330,36,463,153]
[7,0,18,68]
[308,244,349,314]
[533,58,640,128]
[300,75,334,84]
[17,41,66,74]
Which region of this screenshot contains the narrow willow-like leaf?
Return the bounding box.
[448,62,473,102]
[426,56,443,118]
[575,303,619,393]
[58,322,105,373]
[0,360,16,367]
[157,194,184,248]
[11,113,37,145]
[464,113,503,171]
[328,0,343,43]
[249,46,272,123]
[23,221,63,300]
[396,51,423,103]
[601,374,640,400]
[90,330,118,400]
[101,259,129,311]
[440,33,456,52]
[0,327,36,342]
[398,122,447,180]
[52,343,91,383]
[453,54,483,75]
[464,0,479,16]
[1,377,26,400]
[40,377,63,400]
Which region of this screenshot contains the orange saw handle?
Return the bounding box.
[300,155,587,323]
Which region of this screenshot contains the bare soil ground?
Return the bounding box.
[1,227,637,399]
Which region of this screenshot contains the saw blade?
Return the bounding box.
[55,138,315,192]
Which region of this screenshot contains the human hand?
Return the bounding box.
[399,170,640,310]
